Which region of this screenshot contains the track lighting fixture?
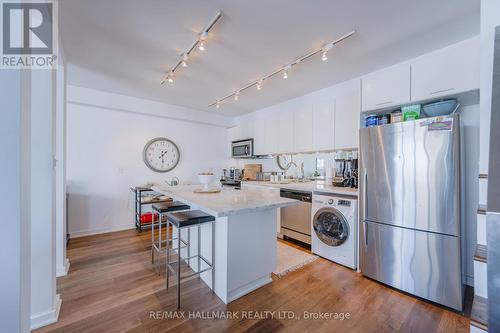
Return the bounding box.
[283,65,291,79]
[322,43,333,62]
[209,30,355,108]
[161,11,222,85]
[181,53,189,67]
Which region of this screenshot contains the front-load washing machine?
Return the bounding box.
[311,193,357,269]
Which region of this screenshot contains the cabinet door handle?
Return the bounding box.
[430,87,454,95]
[375,100,393,106]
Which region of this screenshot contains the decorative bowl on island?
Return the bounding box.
[198,173,215,191]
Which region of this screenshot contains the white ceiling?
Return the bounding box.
[60,0,479,116]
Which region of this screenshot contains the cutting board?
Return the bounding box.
[243,164,262,180]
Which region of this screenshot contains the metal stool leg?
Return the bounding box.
[166,220,170,289]
[151,210,155,265]
[177,229,181,309]
[187,228,191,266]
[157,212,163,275]
[212,221,215,293]
[197,224,201,277]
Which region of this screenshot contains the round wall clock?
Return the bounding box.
[143,137,180,173]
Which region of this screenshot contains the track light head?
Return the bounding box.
[322,43,333,62]
[216,100,220,109]
[283,65,291,79]
[234,91,239,101]
[199,31,208,51]
[181,54,189,67]
[256,80,263,90]
[167,71,174,83]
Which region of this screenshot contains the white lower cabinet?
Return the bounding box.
[312,100,335,151]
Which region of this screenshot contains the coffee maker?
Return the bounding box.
[332,151,358,188]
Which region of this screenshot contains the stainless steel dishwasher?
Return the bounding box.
[280,188,312,244]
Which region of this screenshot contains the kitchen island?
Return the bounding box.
[152,184,300,304]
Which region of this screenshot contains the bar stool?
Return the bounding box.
[151,201,190,274]
[166,210,215,309]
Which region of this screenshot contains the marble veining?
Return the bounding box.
[242,180,358,196]
[152,185,299,217]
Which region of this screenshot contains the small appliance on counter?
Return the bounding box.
[332,151,358,188]
[220,167,241,189]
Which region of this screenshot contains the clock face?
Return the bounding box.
[143,138,180,173]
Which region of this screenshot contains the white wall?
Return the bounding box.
[461,104,480,284]
[66,86,229,236]
[55,64,69,277]
[0,69,31,333]
[30,69,60,329]
[479,0,500,174]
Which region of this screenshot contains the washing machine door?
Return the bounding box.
[313,207,350,246]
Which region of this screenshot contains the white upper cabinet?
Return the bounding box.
[259,110,279,155]
[252,112,266,155]
[277,109,294,154]
[293,104,313,152]
[312,100,335,151]
[334,80,360,149]
[411,37,480,102]
[361,63,411,111]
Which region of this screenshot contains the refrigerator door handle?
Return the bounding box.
[363,168,367,221]
[363,221,368,246]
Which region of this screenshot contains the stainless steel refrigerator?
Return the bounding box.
[359,113,464,311]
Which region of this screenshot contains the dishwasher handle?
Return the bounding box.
[280,189,312,202]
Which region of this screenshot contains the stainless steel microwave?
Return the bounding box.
[231,139,253,158]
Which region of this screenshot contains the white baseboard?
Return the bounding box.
[30,294,62,330]
[70,225,135,238]
[56,258,71,277]
[470,324,488,333]
[227,275,272,304]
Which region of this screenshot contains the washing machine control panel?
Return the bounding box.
[338,199,351,207]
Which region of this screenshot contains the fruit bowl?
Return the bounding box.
[198,173,215,191]
[422,99,459,117]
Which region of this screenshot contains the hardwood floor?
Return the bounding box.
[35,229,471,333]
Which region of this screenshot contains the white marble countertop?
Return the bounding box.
[151,184,300,218]
[241,180,358,197]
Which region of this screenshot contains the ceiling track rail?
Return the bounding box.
[208,30,356,108]
[161,11,223,85]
